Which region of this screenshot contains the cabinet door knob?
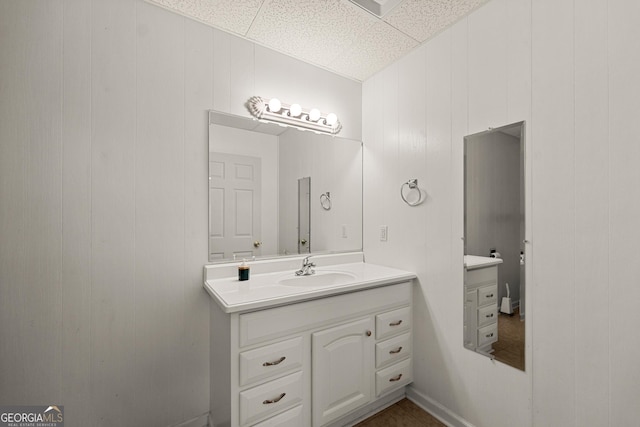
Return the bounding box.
[389,374,403,382]
[389,320,403,327]
[262,356,286,367]
[254,241,262,248]
[389,346,403,355]
[365,330,372,337]
[263,393,286,405]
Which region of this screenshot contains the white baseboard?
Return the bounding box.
[170,412,209,427]
[406,386,476,427]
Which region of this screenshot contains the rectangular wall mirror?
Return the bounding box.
[463,121,526,371]
[208,111,363,262]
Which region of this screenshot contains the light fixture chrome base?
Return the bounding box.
[246,96,342,135]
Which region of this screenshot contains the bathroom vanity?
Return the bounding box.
[203,253,415,427]
[463,255,503,354]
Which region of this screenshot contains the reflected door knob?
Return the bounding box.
[300,239,307,245]
[253,241,262,248]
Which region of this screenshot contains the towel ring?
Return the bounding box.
[400,179,424,206]
[320,192,331,210]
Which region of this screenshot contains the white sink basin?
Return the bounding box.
[278,271,357,287]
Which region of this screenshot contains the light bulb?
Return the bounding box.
[268,98,281,113]
[289,103,302,117]
[326,113,338,126]
[308,108,321,122]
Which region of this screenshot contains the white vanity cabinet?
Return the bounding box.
[464,264,499,353]
[210,281,413,427]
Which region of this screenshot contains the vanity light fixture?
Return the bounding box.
[246,96,342,135]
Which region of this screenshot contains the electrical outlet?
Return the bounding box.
[380,225,388,242]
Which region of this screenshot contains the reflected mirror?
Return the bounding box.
[463,121,525,371]
[208,111,363,262]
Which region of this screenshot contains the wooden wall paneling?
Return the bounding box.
[0,0,64,404]
[361,73,384,262]
[467,0,508,134]
[183,17,214,419]
[424,28,453,408]
[608,0,640,424]
[531,0,576,425]
[212,29,254,117]
[134,3,186,425]
[449,16,471,419]
[573,1,610,425]
[90,0,137,423]
[506,0,532,125]
[397,46,427,269]
[380,63,399,247]
[61,0,92,424]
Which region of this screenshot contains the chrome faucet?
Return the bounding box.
[295,256,316,276]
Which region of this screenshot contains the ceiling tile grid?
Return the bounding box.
[145,0,491,81]
[247,0,378,67]
[328,20,419,81]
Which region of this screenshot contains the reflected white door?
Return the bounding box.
[209,153,261,261]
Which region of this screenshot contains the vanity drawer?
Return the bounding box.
[251,405,304,427]
[239,336,303,386]
[376,333,411,369]
[477,284,497,307]
[239,371,303,426]
[375,306,411,340]
[477,304,497,328]
[477,323,498,348]
[375,358,412,397]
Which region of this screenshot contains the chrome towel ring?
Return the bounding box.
[320,192,331,210]
[400,179,424,206]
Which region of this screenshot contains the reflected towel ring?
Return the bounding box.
[400,179,424,206]
[320,192,331,210]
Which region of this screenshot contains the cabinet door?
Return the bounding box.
[312,317,374,427]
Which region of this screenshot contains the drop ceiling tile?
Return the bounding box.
[147,0,265,35]
[328,20,418,81]
[384,0,489,42]
[246,0,378,67]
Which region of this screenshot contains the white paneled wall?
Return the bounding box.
[364,0,640,426]
[0,1,361,426]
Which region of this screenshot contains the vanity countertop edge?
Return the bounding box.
[203,253,416,314]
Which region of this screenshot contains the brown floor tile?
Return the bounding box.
[492,307,525,371]
[355,398,446,427]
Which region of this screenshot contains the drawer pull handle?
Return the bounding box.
[389,374,403,382]
[486,294,494,298]
[365,330,372,337]
[486,333,494,338]
[389,320,403,327]
[389,346,403,355]
[486,313,494,318]
[263,393,286,405]
[262,357,286,367]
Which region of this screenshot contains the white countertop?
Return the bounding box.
[203,261,416,313]
[464,255,503,270]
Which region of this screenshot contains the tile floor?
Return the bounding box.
[354,398,445,427]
